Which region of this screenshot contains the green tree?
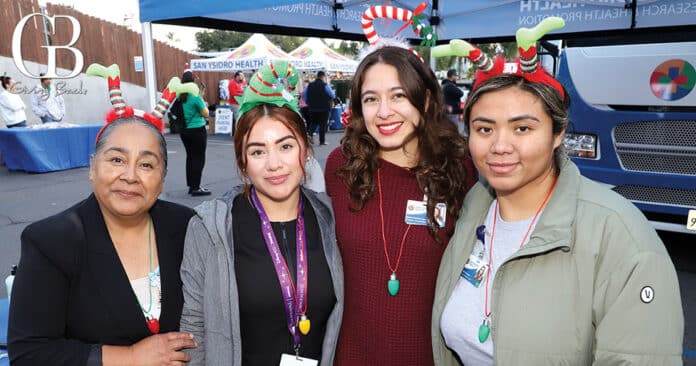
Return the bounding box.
[165,32,180,45]
[195,31,307,53]
[266,35,306,52]
[195,30,251,52]
[335,40,362,57]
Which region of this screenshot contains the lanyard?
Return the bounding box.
[250,187,308,352]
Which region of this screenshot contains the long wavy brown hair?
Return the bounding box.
[336,46,473,242]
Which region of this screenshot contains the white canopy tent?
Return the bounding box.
[189,33,299,72]
[289,38,357,73]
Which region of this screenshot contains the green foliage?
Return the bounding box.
[194,31,306,53]
[195,30,251,52]
[335,41,362,57]
[266,35,307,52]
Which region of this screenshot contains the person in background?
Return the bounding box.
[330,71,350,106]
[304,71,335,146]
[8,64,197,366]
[441,69,465,134]
[228,71,246,123]
[432,22,683,366]
[30,73,65,123]
[298,78,311,128]
[180,60,343,366]
[0,74,27,128]
[179,70,212,196]
[324,45,477,365]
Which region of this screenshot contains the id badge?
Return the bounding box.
[279,353,318,366]
[405,200,447,227]
[461,254,489,288]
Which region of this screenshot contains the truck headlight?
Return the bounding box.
[563,133,597,159]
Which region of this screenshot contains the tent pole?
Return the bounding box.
[429,0,439,72]
[141,22,157,111]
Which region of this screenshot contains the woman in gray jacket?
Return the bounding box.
[431,34,684,364]
[180,61,343,366]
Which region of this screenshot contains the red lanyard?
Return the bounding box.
[483,175,559,318]
[377,168,411,274]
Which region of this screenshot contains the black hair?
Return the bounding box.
[316,70,326,79]
[39,73,49,83]
[447,69,457,78]
[94,117,168,174]
[0,76,11,90]
[180,71,195,103]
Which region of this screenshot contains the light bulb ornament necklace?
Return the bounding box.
[134,217,160,334]
[377,168,412,296]
[478,175,558,343]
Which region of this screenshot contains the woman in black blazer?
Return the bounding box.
[8,65,197,366]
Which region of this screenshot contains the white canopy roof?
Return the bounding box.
[289,38,357,73]
[190,33,299,72]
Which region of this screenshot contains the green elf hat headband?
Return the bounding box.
[235,60,300,119]
[360,2,437,62]
[432,17,566,98]
[86,63,200,143]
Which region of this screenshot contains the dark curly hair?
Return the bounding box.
[336,46,474,242]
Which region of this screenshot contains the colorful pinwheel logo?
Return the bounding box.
[267,44,287,58]
[292,47,313,59]
[323,48,343,60]
[228,44,255,59]
[650,59,695,101]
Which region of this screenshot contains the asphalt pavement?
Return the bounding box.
[1,128,694,363]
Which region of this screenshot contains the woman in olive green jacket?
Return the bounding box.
[431,74,684,365]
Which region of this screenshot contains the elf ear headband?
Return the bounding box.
[361,2,436,61]
[86,63,200,143]
[432,17,566,98]
[236,60,300,120]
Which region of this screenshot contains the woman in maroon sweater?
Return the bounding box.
[324,46,478,365]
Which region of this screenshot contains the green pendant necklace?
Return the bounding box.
[377,168,411,297]
[133,217,160,334]
[480,176,558,343]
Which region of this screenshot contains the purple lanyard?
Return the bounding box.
[250,187,308,351]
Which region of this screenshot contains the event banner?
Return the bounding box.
[196,0,693,40]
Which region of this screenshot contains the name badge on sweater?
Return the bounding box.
[405,199,446,228]
[280,354,318,366]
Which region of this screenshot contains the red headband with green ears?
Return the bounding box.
[86,63,199,143]
[432,17,566,99]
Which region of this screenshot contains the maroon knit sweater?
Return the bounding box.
[325,148,476,366]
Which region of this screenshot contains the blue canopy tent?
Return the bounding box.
[137,0,695,107]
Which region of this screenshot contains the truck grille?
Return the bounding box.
[613,120,696,176]
[612,185,696,208]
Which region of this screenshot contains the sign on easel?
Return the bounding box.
[215,106,233,135]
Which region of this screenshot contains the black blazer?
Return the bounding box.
[8,194,194,366]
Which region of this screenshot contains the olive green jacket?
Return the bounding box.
[432,158,684,366]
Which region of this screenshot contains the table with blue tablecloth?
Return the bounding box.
[329,106,345,131]
[0,124,102,173]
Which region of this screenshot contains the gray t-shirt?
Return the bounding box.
[440,200,539,365]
